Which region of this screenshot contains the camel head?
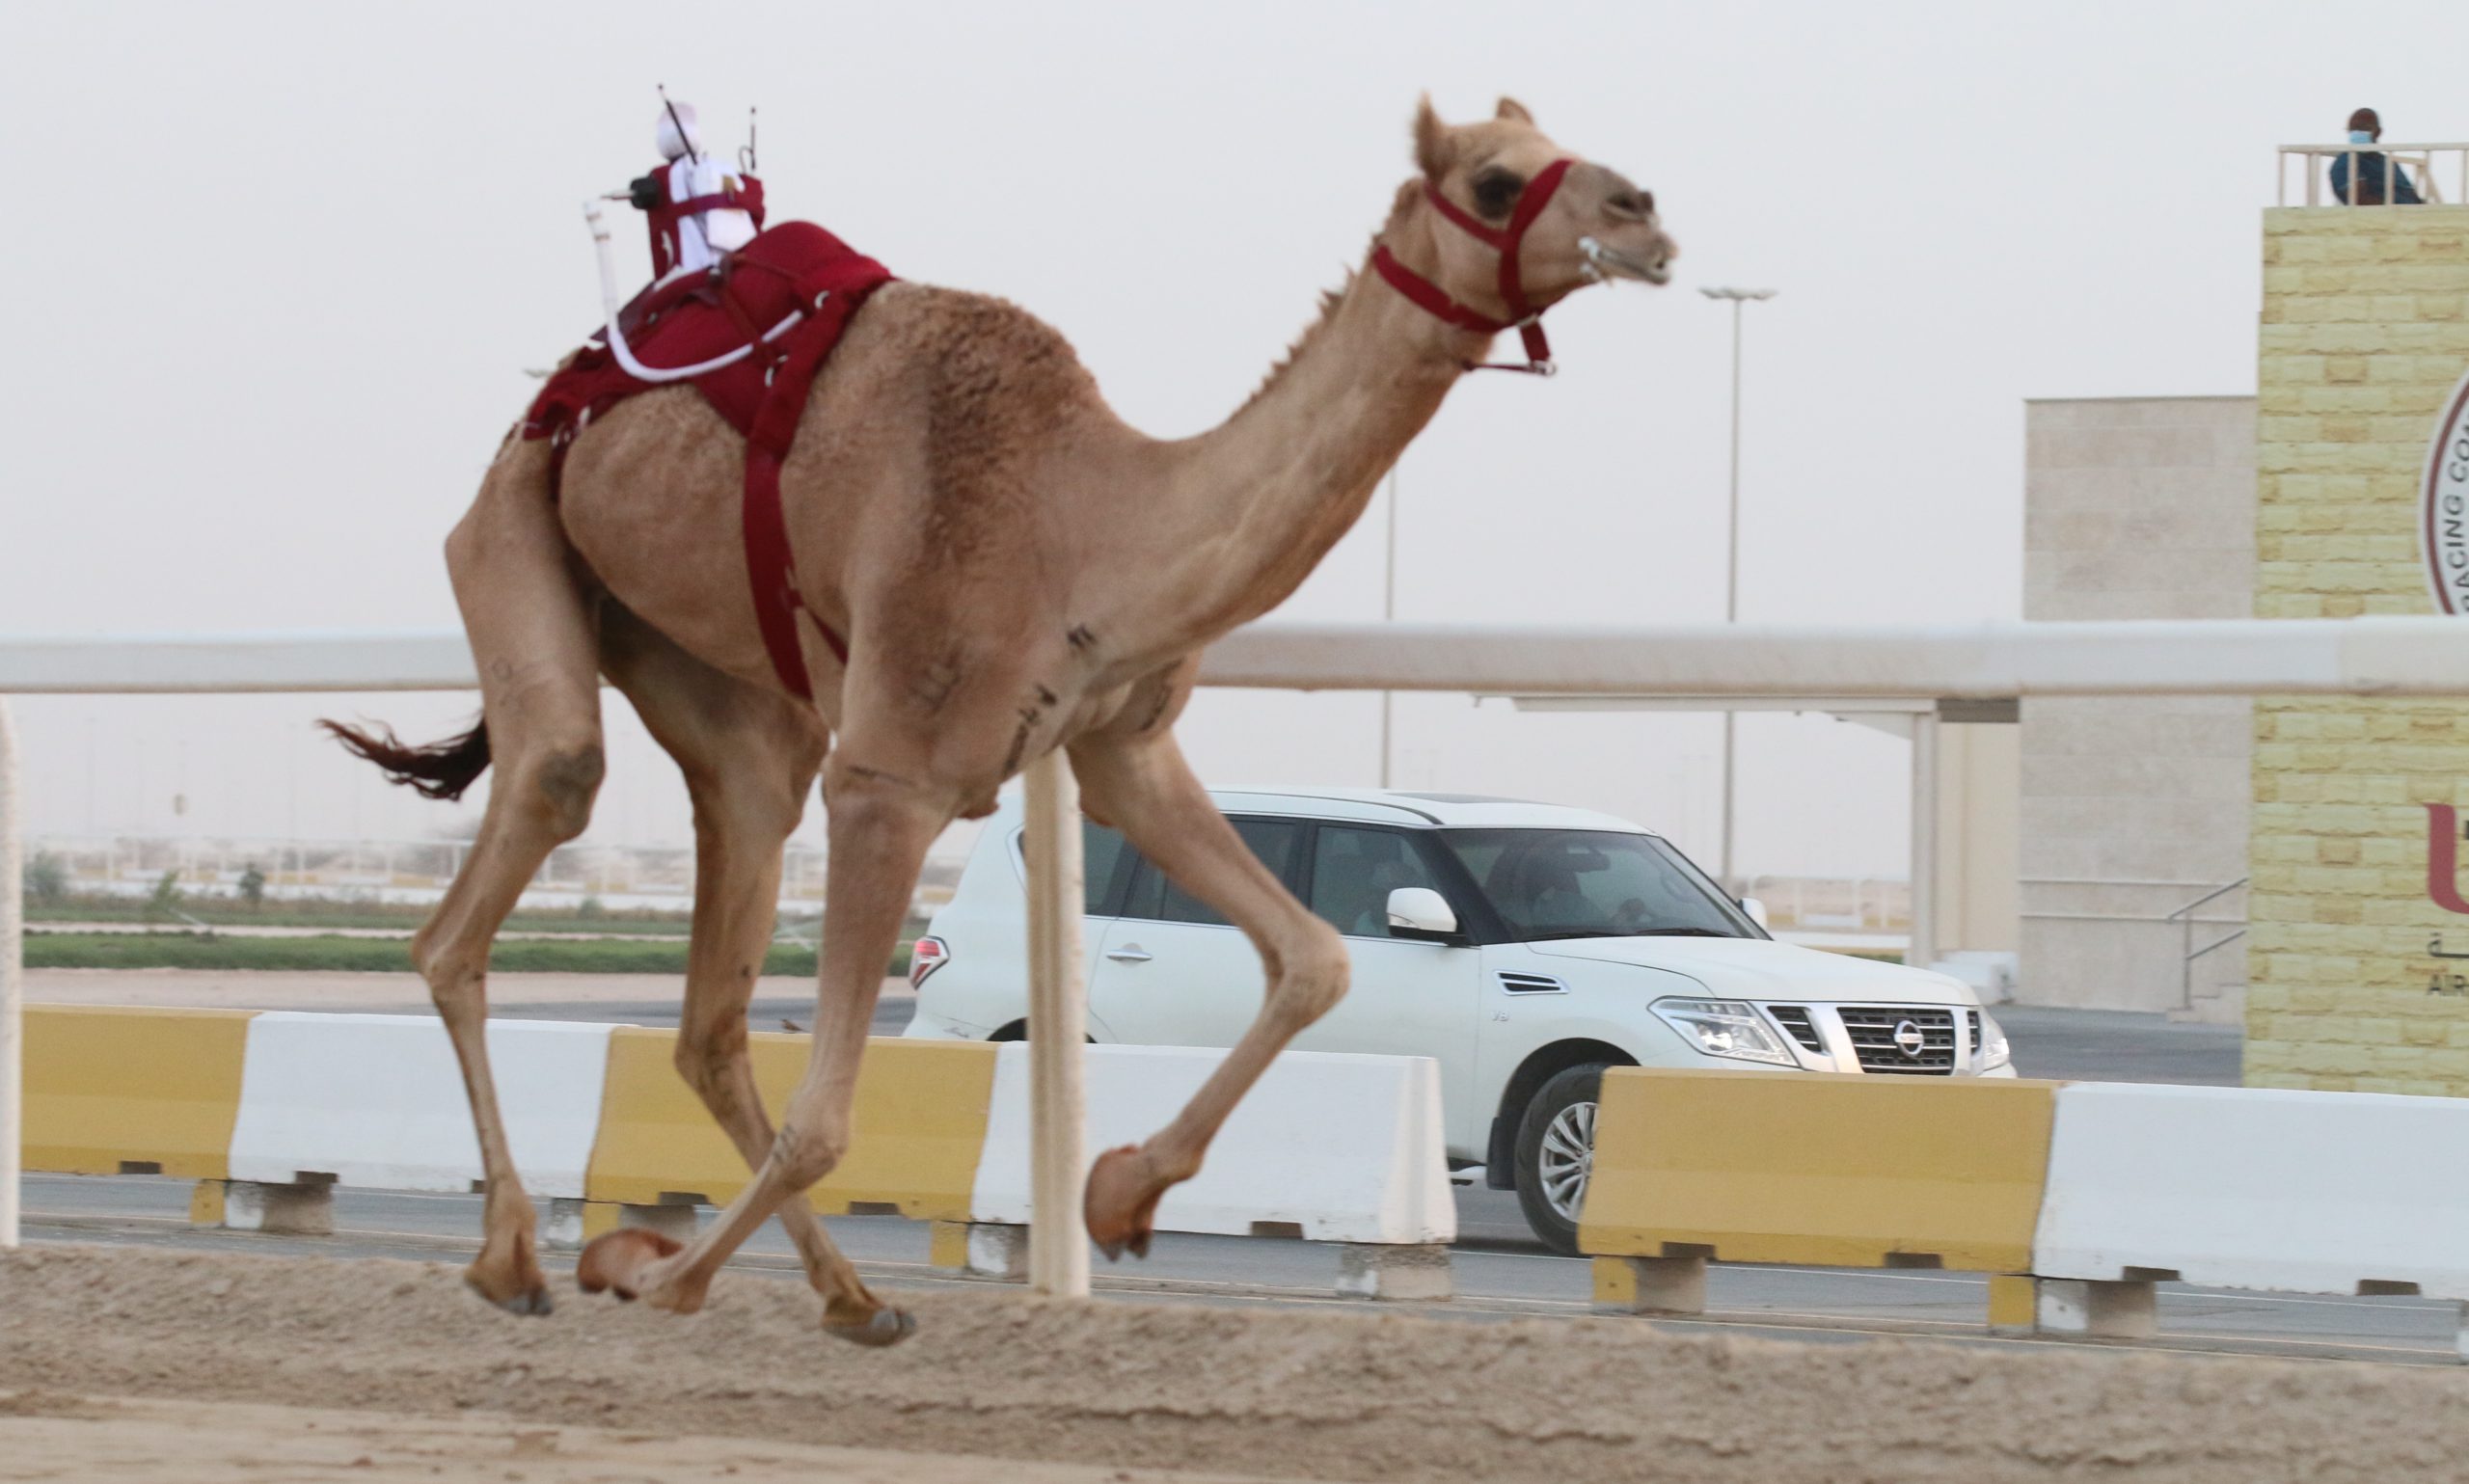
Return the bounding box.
[1403,95,1677,324]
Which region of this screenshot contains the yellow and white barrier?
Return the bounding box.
[16,1011,1452,1297]
[2031,1082,2469,1341]
[581,1028,996,1229]
[1580,1067,2469,1355]
[229,1012,615,1197]
[944,1043,1455,1298]
[22,1006,255,1179]
[1580,1067,2057,1324]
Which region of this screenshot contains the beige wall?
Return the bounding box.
[2247,205,2469,1094]
[1937,722,2018,955]
[2020,396,2257,1012]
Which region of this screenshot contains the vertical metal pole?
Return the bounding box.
[1907,709,1940,971]
[1718,298,1744,888]
[1379,469,1399,790]
[1021,748,1088,1297]
[1,700,22,1247]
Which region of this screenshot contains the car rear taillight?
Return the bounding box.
[909,935,949,988]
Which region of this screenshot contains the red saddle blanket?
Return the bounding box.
[522,221,896,698]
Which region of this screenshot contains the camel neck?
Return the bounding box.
[1132,218,1479,652]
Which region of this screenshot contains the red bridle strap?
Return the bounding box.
[1374,157,1575,374]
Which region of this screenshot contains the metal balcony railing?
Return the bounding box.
[2277,142,2466,206]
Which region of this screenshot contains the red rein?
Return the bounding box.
[1370,157,1574,375]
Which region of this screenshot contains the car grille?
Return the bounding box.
[1766,1004,1828,1055]
[1966,1010,1982,1057]
[1837,1007,1957,1075]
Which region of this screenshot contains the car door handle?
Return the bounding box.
[1104,945,1153,963]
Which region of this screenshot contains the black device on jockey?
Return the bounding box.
[1370,157,1575,375]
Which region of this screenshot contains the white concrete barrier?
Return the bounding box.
[227,1012,616,1198]
[2034,1082,2469,1302]
[963,1043,1453,1296]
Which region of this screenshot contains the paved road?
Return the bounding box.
[17,1174,2459,1367]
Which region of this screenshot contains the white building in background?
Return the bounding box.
[2021,395,2255,1018]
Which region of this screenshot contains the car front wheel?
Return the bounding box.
[1513,1064,1607,1255]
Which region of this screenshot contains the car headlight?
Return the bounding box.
[1976,1011,2011,1072]
[1650,998,1796,1066]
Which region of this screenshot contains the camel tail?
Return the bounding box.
[320,717,493,802]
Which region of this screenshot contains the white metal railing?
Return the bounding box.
[2277,142,2466,207]
[2167,877,2250,1012]
[17,616,2469,698]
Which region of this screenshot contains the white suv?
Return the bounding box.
[906,788,2012,1253]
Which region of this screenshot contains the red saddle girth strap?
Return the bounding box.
[738,257,895,698]
[1370,156,1574,374]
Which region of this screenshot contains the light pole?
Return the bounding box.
[1699,286,1777,890]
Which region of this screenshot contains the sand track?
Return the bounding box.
[1,1246,2463,1483]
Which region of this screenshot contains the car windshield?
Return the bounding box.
[1438,828,1757,942]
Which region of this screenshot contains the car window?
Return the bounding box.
[1015,821,1135,915]
[1441,827,1752,941]
[1082,822,1130,915]
[1308,826,1445,939]
[1119,818,1304,926]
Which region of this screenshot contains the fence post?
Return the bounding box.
[1,699,22,1248]
[1907,709,1940,970]
[1021,748,1089,1297]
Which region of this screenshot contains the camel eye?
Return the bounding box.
[1471,167,1525,219]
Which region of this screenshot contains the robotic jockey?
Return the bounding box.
[629,99,766,283]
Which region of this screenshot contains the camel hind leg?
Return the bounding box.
[410,440,608,1313]
[577,752,950,1333]
[587,605,910,1343]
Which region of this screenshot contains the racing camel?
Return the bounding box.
[331,96,1677,1343]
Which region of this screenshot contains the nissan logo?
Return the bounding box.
[1892,1019,1927,1059]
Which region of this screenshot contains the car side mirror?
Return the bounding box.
[1738,896,1771,930]
[1387,886,1460,942]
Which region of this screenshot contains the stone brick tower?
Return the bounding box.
[2247,199,2469,1093]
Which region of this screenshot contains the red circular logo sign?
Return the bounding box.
[2420,366,2469,614]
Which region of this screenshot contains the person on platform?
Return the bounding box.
[630,100,767,283]
[2330,108,2424,206]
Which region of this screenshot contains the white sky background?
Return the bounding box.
[4,0,2463,879]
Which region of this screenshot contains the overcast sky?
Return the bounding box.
[5,0,2463,879]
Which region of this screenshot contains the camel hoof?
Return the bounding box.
[462,1268,555,1317]
[495,1285,555,1317]
[825,1306,917,1348]
[575,1227,682,1301]
[1084,1144,1161,1262]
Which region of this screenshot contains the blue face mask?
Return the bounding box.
[2348,130,2375,145]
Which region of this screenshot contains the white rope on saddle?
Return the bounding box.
[583,198,811,384]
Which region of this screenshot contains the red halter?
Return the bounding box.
[1370,156,1575,375]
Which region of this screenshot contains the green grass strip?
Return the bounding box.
[23,931,909,979]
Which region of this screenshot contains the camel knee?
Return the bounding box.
[673,1022,750,1101]
[1264,920,1349,1030]
[768,1115,851,1191]
[512,740,606,843]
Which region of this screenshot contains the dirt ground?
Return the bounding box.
[2,1245,2463,1484]
[0,1392,1318,1483]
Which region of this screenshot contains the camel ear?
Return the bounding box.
[1413,94,1454,178]
[1495,96,1534,124]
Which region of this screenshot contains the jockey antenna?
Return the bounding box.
[657,84,699,162]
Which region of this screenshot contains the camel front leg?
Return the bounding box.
[577,763,945,1334]
[1069,730,1350,1258]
